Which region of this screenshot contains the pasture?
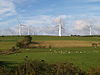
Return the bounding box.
[34,40,100,48]
[0,35,100,41]
[0,35,100,50]
[0,47,100,70]
[0,36,100,70]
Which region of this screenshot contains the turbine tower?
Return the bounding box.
[58,18,62,36]
[88,25,92,35]
[17,17,30,35]
[27,25,30,35]
[55,17,64,36]
[89,25,92,35]
[17,17,21,35]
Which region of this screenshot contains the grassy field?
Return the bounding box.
[0,35,100,41]
[0,35,100,50]
[0,42,16,50]
[0,47,100,70]
[32,36,100,41]
[0,36,100,71]
[34,40,100,48]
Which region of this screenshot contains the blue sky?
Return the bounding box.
[15,0,100,16]
[0,0,100,35]
[11,0,99,16]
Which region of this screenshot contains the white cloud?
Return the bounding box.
[73,17,100,35]
[1,14,100,35]
[23,15,55,26]
[0,0,17,34]
[0,0,16,18]
[17,15,72,35]
[0,15,71,35]
[74,20,89,30]
[23,15,71,27]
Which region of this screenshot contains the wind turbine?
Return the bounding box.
[88,25,92,36]
[27,25,30,35]
[55,17,64,36]
[58,18,62,36]
[89,25,92,35]
[17,17,30,35]
[17,17,21,36]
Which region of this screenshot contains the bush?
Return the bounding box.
[16,36,32,48]
[10,46,17,52]
[9,60,86,75]
[23,35,32,44]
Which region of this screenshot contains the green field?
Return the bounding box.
[0,36,100,71]
[0,35,100,50]
[0,35,100,41]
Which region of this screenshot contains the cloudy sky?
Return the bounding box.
[0,0,100,35]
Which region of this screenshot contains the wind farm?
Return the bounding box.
[0,16,100,75]
[0,0,100,75]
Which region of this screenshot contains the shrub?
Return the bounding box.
[23,35,32,44]
[10,46,17,52]
[10,60,86,75]
[16,36,32,48]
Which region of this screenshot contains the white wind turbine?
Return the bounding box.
[87,19,95,36]
[17,17,30,35]
[55,17,64,36]
[27,25,30,35]
[89,25,92,35]
[58,18,62,36]
[88,25,92,36]
[17,17,21,35]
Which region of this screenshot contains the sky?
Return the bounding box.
[0,0,100,35]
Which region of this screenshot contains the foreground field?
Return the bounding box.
[0,47,100,70]
[0,36,100,71]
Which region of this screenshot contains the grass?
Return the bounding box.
[0,35,100,41]
[0,36,100,70]
[0,47,100,70]
[36,40,100,48]
[0,42,16,50]
[32,36,100,41]
[0,36,100,50]
[0,36,100,49]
